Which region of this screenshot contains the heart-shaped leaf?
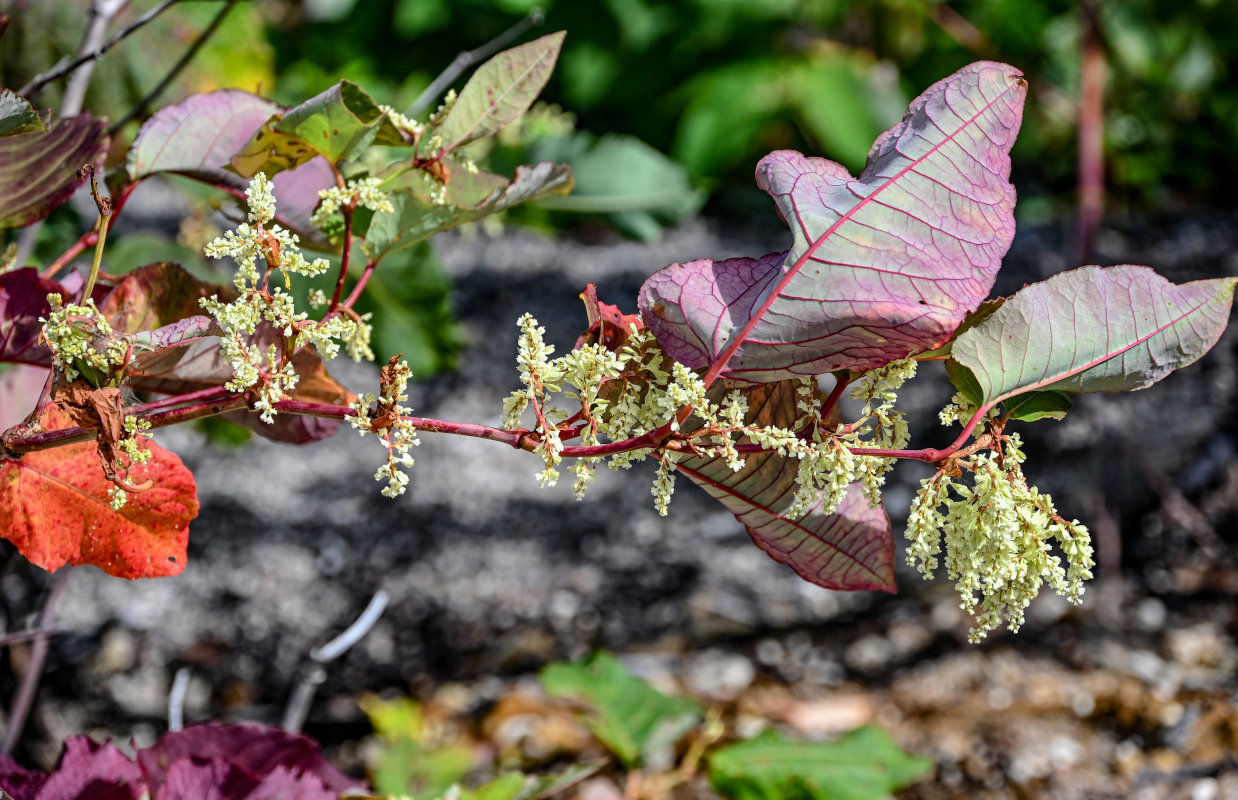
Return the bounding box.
[640,61,1027,383]
[0,406,198,578]
[677,379,896,593]
[429,31,566,152]
[948,265,1238,409]
[126,90,335,244]
[0,113,108,229]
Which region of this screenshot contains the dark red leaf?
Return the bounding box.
[0,267,67,366]
[0,114,108,229]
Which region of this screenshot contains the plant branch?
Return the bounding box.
[41,230,96,279]
[109,0,239,133]
[328,207,354,311]
[405,7,545,117]
[18,0,185,99]
[2,569,72,753]
[846,404,992,463]
[341,259,377,309]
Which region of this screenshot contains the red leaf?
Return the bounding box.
[0,406,198,578]
[677,380,896,592]
[27,737,142,800]
[137,723,361,798]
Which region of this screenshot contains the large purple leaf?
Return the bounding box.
[136,722,360,797]
[0,113,108,229]
[0,267,67,366]
[125,90,334,244]
[640,61,1026,383]
[429,31,565,151]
[30,737,144,800]
[949,265,1238,408]
[677,380,895,592]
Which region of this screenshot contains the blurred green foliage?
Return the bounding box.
[267,0,1238,217]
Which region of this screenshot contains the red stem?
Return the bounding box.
[342,259,378,309]
[42,230,96,278]
[820,373,851,417]
[328,206,354,311]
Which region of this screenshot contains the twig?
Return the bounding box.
[109,0,239,133]
[281,590,389,733]
[168,667,191,732]
[60,0,132,115]
[18,0,185,99]
[0,628,59,648]
[1076,0,1106,263]
[405,7,545,117]
[14,0,130,268]
[2,569,72,753]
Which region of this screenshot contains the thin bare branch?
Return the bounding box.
[2,569,72,753]
[405,7,545,117]
[18,0,185,99]
[281,590,389,733]
[110,0,241,133]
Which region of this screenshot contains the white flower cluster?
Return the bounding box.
[350,359,420,498]
[502,316,752,514]
[847,358,916,505]
[108,415,153,510]
[39,294,127,384]
[200,174,375,423]
[378,104,424,137]
[311,177,396,230]
[906,432,1095,641]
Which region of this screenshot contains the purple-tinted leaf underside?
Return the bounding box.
[126,90,334,244]
[949,265,1238,408]
[640,61,1027,383]
[0,113,108,229]
[677,380,895,592]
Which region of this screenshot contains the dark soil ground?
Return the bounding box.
[3,210,1237,799]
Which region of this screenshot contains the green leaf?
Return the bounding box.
[430,31,566,151]
[948,265,1238,409]
[361,160,572,261]
[527,133,705,241]
[360,694,477,798]
[0,89,48,137]
[539,653,702,769]
[916,299,1005,360]
[708,727,933,800]
[468,774,525,800]
[511,762,606,800]
[1002,390,1073,422]
[230,81,403,178]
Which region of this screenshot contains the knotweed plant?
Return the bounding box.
[2,55,1234,645]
